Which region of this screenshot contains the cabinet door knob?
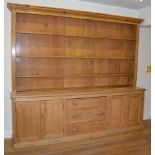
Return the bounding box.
[98,111,103,115]
[73,114,77,118]
[73,128,78,132]
[97,125,103,128]
[72,101,77,105]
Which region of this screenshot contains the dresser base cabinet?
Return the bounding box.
[12,88,145,148]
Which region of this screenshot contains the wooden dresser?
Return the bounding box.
[8,3,145,148]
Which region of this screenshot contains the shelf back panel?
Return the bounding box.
[15,13,137,91]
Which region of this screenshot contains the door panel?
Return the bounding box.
[109,96,125,129]
[42,100,64,138]
[125,93,144,127]
[16,101,41,142]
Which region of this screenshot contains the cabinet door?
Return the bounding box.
[15,101,41,142]
[42,100,64,138]
[109,96,125,129]
[125,93,144,127]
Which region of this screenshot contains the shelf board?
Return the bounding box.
[16,74,134,78]
[13,87,144,98]
[16,56,135,60]
[16,31,136,41]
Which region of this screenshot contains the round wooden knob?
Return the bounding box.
[97,125,103,128]
[73,115,77,118]
[73,128,78,132]
[72,102,77,105]
[98,111,103,115]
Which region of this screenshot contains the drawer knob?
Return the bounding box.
[73,115,77,118]
[97,125,103,128]
[98,111,104,115]
[73,128,78,132]
[72,102,77,105]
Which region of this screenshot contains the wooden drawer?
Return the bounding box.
[65,97,107,110]
[66,120,108,136]
[66,106,107,123]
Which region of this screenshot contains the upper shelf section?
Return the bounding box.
[7,3,143,25]
[16,13,138,40]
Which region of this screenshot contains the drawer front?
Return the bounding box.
[66,97,107,110]
[66,120,108,136]
[66,106,107,123]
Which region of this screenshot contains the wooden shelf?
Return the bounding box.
[16,74,134,78]
[16,31,136,41]
[16,56,135,60]
[12,87,144,98]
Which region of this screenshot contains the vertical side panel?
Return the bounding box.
[134,25,140,87]
[11,10,16,93]
[12,99,17,143]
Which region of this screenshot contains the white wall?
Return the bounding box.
[138,6,151,26]
[4,1,12,138]
[137,27,151,119]
[4,0,150,138]
[136,6,151,120]
[5,0,138,17]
